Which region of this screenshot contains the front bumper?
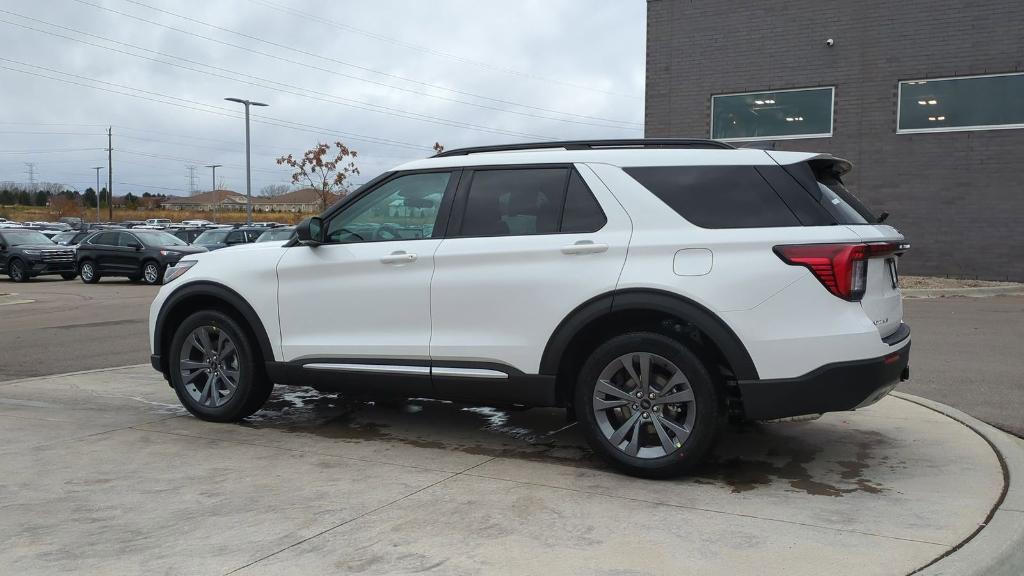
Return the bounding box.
[737,336,911,421]
[28,260,77,275]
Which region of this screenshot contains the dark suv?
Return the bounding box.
[192,227,264,251]
[76,230,207,285]
[0,229,77,282]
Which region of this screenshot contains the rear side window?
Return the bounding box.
[560,170,607,233]
[91,232,117,246]
[624,166,800,228]
[459,168,567,237]
[782,161,876,224]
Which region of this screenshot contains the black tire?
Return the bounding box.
[7,258,28,282]
[60,272,78,280]
[79,260,100,283]
[141,261,163,285]
[169,309,273,422]
[574,332,723,478]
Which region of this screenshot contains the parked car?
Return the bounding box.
[0,229,77,282]
[248,222,281,228]
[192,227,264,251]
[144,218,172,228]
[169,227,206,244]
[120,220,145,228]
[148,139,911,478]
[76,229,207,285]
[58,217,84,230]
[50,230,93,246]
[255,226,296,243]
[181,219,214,227]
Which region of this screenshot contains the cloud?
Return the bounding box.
[0,0,645,196]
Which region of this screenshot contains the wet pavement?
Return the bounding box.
[0,365,1005,575]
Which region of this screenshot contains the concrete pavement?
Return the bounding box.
[0,365,1016,575]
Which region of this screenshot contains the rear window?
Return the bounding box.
[624,165,800,228]
[782,160,876,224]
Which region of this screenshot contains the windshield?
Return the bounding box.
[136,231,188,247]
[1,231,53,245]
[194,230,229,245]
[256,228,295,242]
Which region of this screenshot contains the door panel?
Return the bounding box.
[430,163,631,374]
[276,170,457,362]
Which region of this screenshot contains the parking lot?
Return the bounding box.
[3,277,1021,436]
[1,278,1022,574]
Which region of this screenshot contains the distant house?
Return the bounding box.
[162,190,248,212]
[162,188,343,213]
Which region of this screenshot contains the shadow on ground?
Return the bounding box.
[242,386,899,497]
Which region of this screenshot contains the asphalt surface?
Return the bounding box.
[1,277,1021,436]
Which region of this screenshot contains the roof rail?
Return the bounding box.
[432,138,735,157]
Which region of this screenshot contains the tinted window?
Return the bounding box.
[898,74,1024,132]
[712,87,834,141]
[327,172,451,243]
[137,231,188,247]
[625,166,800,228]
[91,232,118,246]
[194,230,229,245]
[460,168,566,237]
[118,233,139,247]
[560,170,606,233]
[782,161,875,224]
[226,231,245,243]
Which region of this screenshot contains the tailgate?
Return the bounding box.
[847,225,907,338]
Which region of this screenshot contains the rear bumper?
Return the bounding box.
[737,336,911,421]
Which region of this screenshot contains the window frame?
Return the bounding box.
[447,164,607,239]
[320,168,461,245]
[896,71,1024,134]
[710,86,836,142]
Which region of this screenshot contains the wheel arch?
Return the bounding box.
[154,281,274,377]
[540,288,758,406]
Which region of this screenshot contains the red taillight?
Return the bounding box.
[773,242,906,301]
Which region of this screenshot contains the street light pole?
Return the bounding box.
[224,97,268,225]
[91,166,103,224]
[205,164,222,223]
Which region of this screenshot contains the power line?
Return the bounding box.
[0,58,432,152]
[0,147,106,154]
[0,14,557,140]
[246,0,642,100]
[86,0,641,125]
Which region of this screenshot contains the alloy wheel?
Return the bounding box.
[144,263,160,284]
[10,261,25,281]
[81,263,94,282]
[592,352,697,459]
[178,325,240,408]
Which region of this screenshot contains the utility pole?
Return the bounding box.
[107,127,113,221]
[225,97,268,224]
[24,163,36,190]
[92,166,103,224]
[186,165,199,195]
[206,164,222,223]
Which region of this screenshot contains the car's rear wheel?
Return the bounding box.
[60,272,77,280]
[575,332,722,478]
[169,310,273,422]
[7,258,28,282]
[79,260,100,284]
[142,261,162,285]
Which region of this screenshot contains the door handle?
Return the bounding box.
[561,240,608,255]
[380,251,417,264]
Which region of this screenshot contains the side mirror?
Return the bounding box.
[295,217,324,246]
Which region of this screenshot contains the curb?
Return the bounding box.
[0,364,150,387]
[902,286,1024,298]
[893,393,1024,576]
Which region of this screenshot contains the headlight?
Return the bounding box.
[163,260,197,283]
[159,250,181,257]
[22,249,42,256]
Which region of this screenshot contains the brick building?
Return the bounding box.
[645,0,1024,280]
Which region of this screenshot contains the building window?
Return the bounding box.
[711,87,834,141]
[897,73,1024,133]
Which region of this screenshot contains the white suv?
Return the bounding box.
[149,139,910,477]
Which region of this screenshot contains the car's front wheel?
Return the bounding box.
[169,310,273,422]
[141,261,163,285]
[575,332,723,478]
[7,258,28,282]
[79,260,100,284]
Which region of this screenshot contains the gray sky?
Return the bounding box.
[0,0,645,196]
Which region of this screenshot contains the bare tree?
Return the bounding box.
[277,141,359,210]
[259,183,291,197]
